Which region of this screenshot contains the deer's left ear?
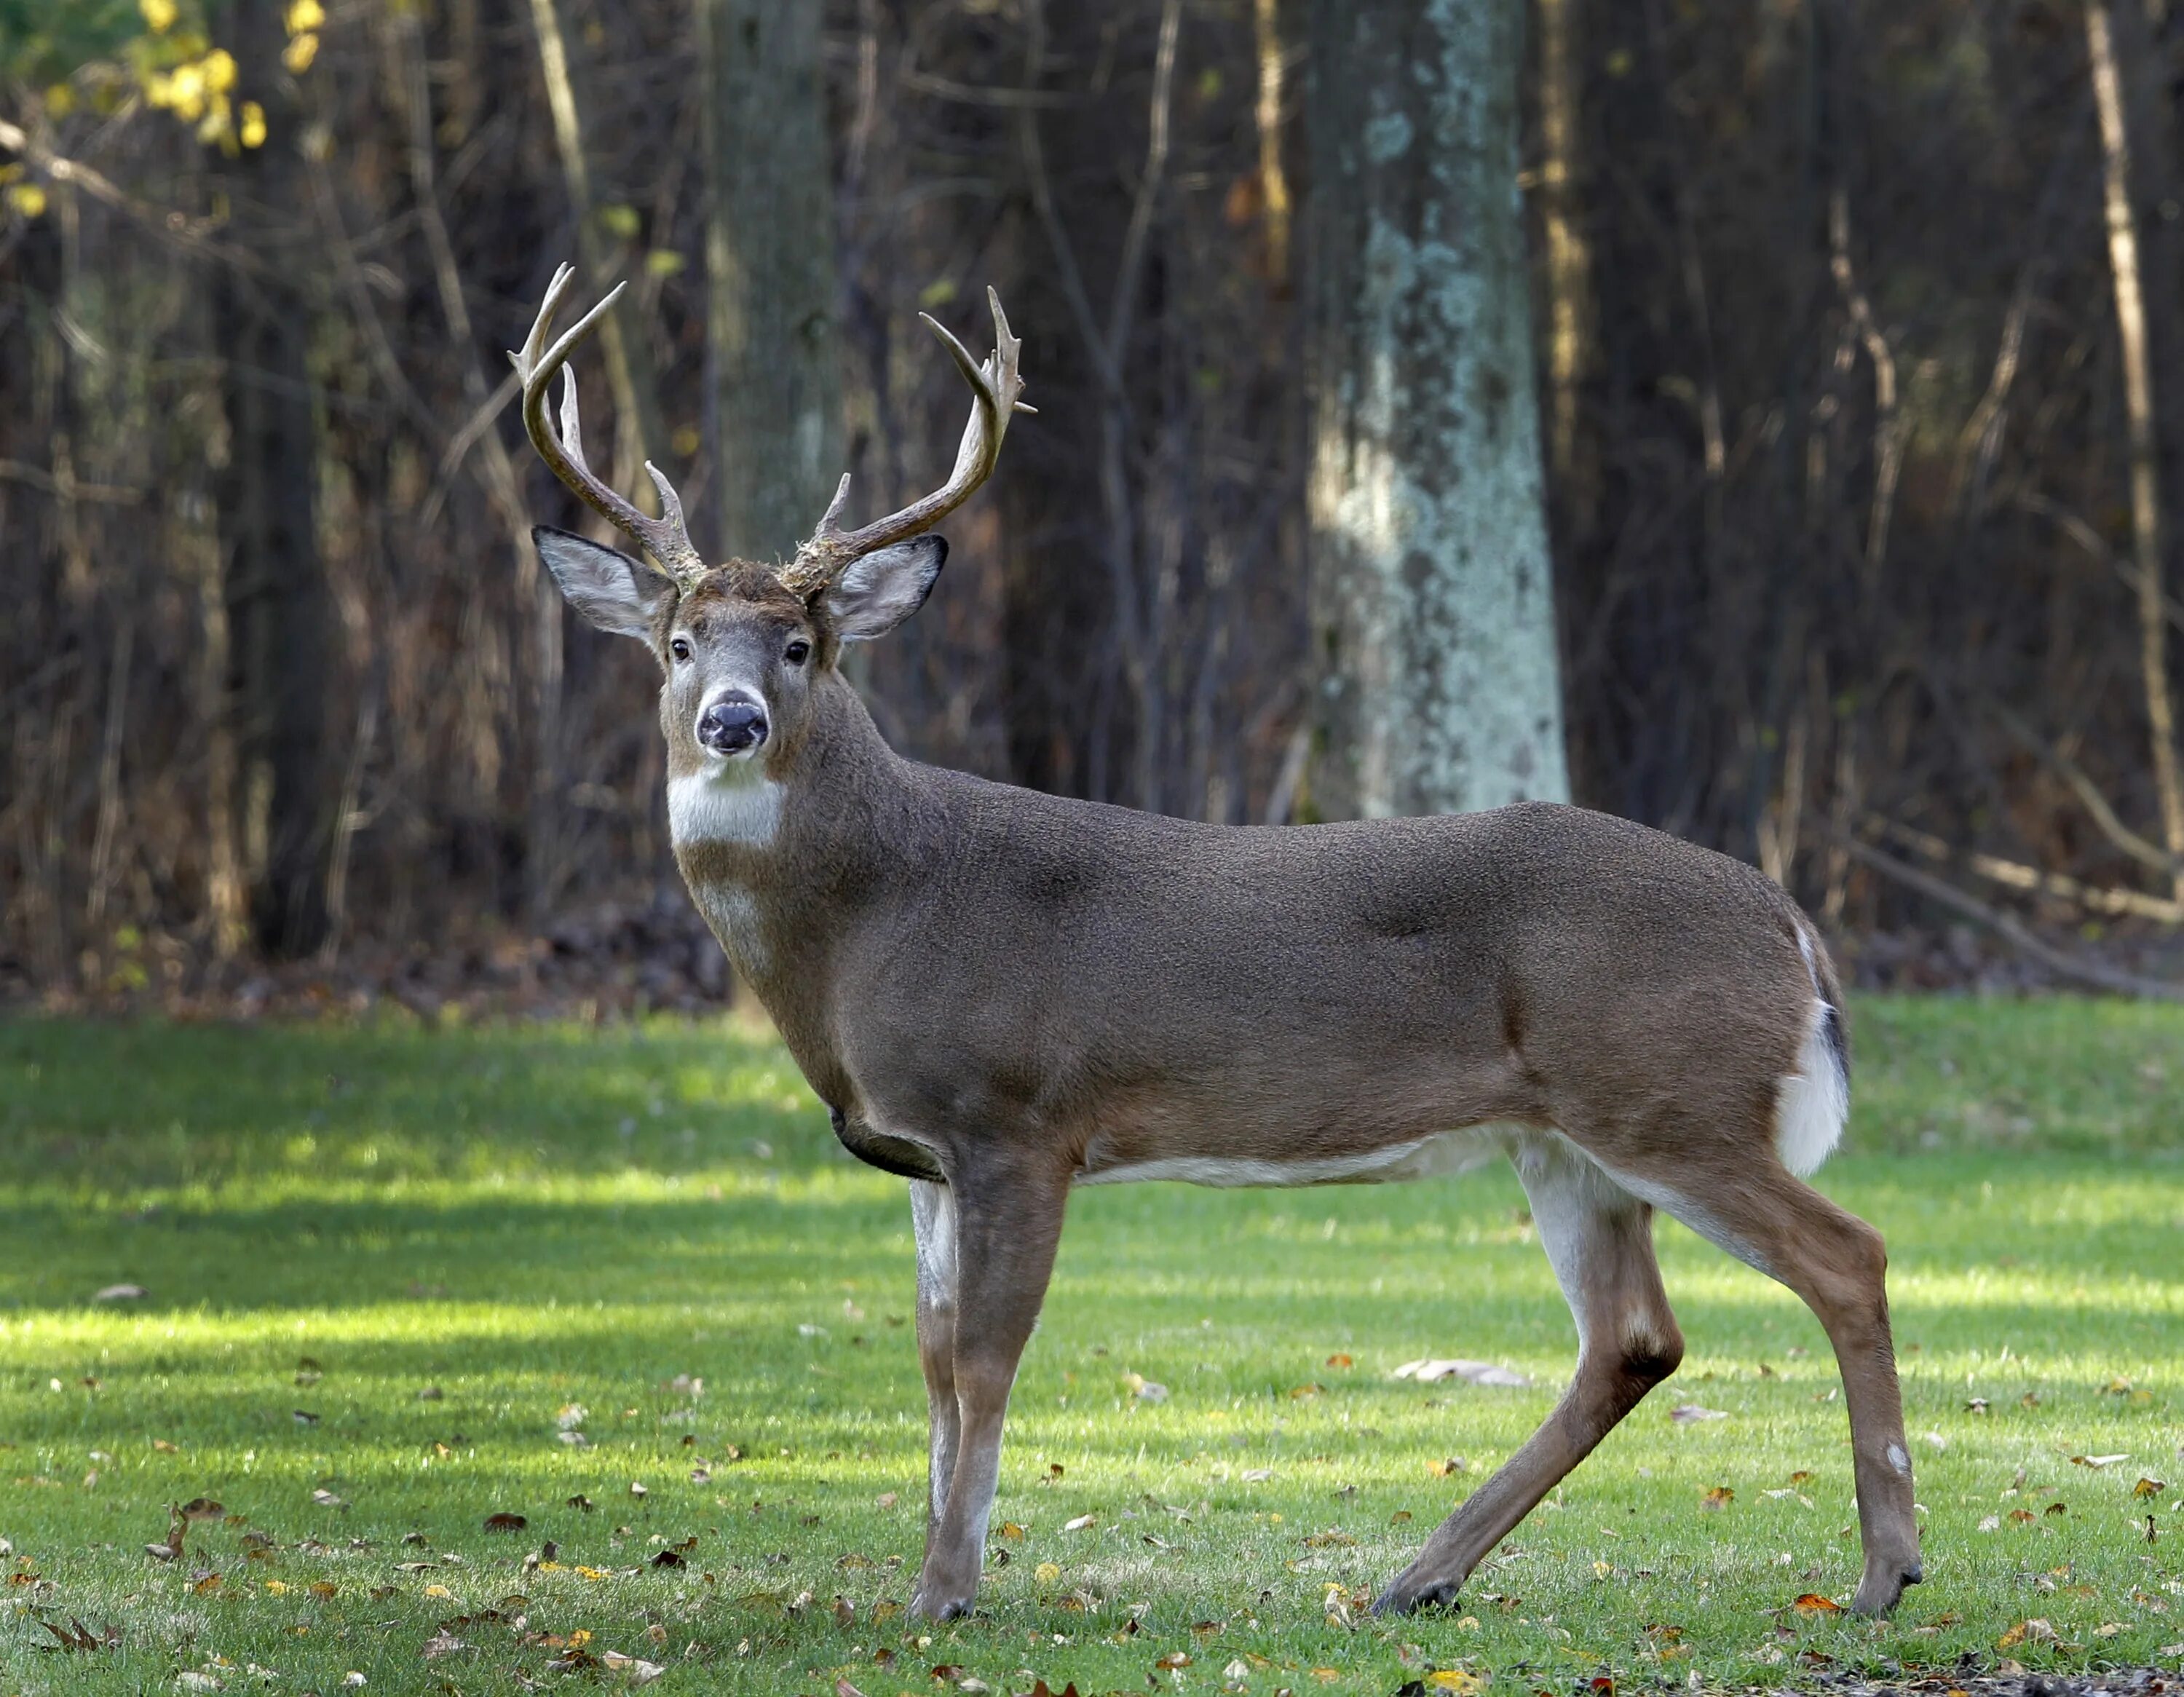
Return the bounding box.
[821,537,947,641]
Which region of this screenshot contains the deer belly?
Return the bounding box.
[1075,1126,1503,1189]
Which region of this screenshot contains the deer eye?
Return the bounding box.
[783,638,811,665]
[670,637,692,662]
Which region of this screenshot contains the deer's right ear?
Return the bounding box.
[534,526,674,641]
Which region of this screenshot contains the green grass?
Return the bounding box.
[0,997,2180,1695]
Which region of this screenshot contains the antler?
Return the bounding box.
[778,286,1032,596]
[510,264,706,590]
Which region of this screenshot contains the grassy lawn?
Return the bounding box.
[0,998,2180,1695]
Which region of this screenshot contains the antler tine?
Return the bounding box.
[510,269,707,588]
[780,286,1031,596]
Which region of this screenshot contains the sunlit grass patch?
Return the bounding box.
[1,998,2182,1693]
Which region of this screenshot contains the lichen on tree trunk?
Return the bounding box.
[1305,0,1569,820]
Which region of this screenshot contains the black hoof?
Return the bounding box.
[1372,1578,1460,1616]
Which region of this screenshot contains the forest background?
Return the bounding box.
[7,0,2184,1014]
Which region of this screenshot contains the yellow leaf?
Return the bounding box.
[423,1583,451,1598]
[309,1581,336,1599]
[1428,1672,1488,1692]
[282,33,318,74]
[284,0,324,31]
[1034,1562,1061,1583]
[1701,1485,1734,1511]
[2133,1477,2168,1499]
[996,1522,1026,1540]
[200,49,235,92]
[141,0,178,31]
[263,1580,288,1595]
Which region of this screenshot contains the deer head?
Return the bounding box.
[510,264,1029,778]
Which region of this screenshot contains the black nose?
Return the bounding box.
[698,695,768,753]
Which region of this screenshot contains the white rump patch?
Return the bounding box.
[668,767,783,849]
[1775,994,1849,1177]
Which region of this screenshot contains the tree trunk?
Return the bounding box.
[697,0,842,564]
[212,0,331,955]
[527,0,670,504]
[1305,0,1569,819]
[2086,0,2184,901]
[1535,0,1597,534]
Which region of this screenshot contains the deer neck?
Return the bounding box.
[666,675,919,1010]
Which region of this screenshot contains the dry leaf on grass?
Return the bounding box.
[92,1284,146,1302]
[482,1514,527,1532]
[1670,1405,1728,1425]
[1392,1359,1530,1388]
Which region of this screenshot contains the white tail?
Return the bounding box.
[1776,935,1851,1177]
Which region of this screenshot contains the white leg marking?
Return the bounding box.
[1888,1442,1911,1478]
[911,1179,957,1310]
[1512,1134,1644,1356]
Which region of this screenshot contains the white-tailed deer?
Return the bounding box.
[511,266,1921,1622]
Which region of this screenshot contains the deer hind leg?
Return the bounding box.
[909,1155,1070,1622]
[1376,1136,1683,1615]
[909,1180,961,1544]
[1626,1157,1921,1615]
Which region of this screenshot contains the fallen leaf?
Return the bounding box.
[1393,1359,1531,1388]
[601,1649,665,1684]
[311,1489,346,1509]
[1152,1653,1191,1671]
[996,1522,1026,1540]
[1427,1457,1468,1478]
[1326,1353,1353,1368]
[1290,1383,1324,1399]
[483,1513,527,1532]
[1426,1672,1487,1693]
[93,1284,147,1302]
[1302,1528,1358,1547]
[1794,1594,1843,1614]
[1241,1467,1274,1482]
[181,1499,224,1522]
[1701,1485,1734,1511]
[1671,1405,1729,1424]
[1123,1374,1169,1404]
[421,1630,469,1660]
[567,1494,595,1511]
[2070,1453,2129,1469]
[2134,1477,2169,1498]
[1063,1513,1096,1532]
[1035,1562,1061,1583]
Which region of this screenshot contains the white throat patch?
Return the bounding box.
[668,764,785,849]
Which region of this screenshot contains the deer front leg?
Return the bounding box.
[909,1155,1069,1622]
[910,1179,960,1541]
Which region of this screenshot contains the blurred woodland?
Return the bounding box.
[7,0,2184,1014]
